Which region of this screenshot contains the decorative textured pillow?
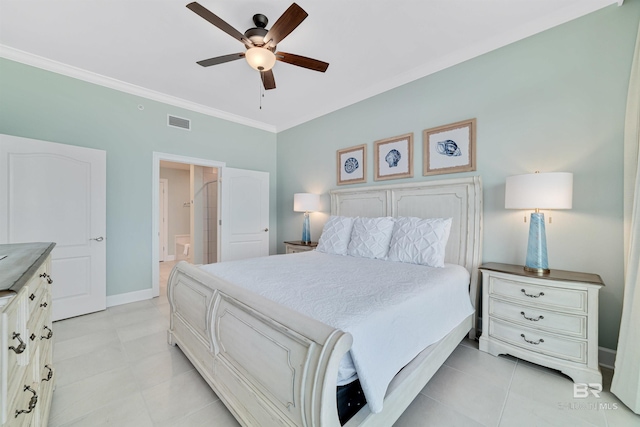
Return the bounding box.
[388,217,452,268]
[347,217,395,259]
[316,216,355,255]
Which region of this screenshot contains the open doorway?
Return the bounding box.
[152,153,226,298]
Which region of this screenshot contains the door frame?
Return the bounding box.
[152,152,225,297]
[159,178,168,262]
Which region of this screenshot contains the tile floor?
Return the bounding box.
[47,261,639,426]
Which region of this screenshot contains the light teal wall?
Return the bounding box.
[276,3,640,351]
[0,58,278,296]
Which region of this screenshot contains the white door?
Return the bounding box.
[159,179,167,262]
[220,168,269,261]
[0,134,106,321]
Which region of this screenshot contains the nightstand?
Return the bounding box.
[479,262,604,385]
[284,241,317,254]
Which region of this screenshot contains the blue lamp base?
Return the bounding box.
[525,212,550,274]
[301,212,311,244]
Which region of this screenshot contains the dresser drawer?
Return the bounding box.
[488,318,587,363]
[489,298,587,338]
[26,272,48,319]
[489,276,587,313]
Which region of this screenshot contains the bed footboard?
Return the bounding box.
[167,261,352,427]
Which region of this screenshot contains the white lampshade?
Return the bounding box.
[293,193,319,212]
[245,47,276,71]
[505,172,573,210]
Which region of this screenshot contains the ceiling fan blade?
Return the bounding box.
[263,3,308,47]
[276,52,329,72]
[186,2,252,46]
[261,70,276,90]
[197,53,245,67]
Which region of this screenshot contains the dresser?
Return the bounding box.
[283,241,318,254]
[0,243,56,426]
[479,263,603,385]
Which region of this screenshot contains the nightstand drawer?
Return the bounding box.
[488,319,587,363]
[489,276,587,313]
[489,298,586,338]
[283,241,317,254]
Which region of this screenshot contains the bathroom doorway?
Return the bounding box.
[158,161,221,294]
[152,153,226,297]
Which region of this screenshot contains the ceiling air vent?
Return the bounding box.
[167,115,191,131]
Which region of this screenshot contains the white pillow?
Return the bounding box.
[316,216,355,255]
[388,217,452,268]
[347,217,395,259]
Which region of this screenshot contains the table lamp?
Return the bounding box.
[293,193,320,244]
[505,172,573,274]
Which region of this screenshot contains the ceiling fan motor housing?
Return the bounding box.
[244,27,270,47]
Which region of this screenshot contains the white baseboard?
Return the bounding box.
[106,288,154,308]
[599,346,616,370]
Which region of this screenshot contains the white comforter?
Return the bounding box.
[199,251,474,414]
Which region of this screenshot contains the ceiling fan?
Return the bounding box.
[187,2,329,90]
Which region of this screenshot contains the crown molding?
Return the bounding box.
[0,45,277,133]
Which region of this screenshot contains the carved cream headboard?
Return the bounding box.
[330,176,483,330]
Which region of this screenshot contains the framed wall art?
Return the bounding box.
[336,144,367,185]
[423,118,476,176]
[374,133,413,181]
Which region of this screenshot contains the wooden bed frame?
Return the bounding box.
[167,176,483,427]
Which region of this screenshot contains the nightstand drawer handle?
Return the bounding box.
[521,289,544,298]
[520,311,544,322]
[520,334,544,345]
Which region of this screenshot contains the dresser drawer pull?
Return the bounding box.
[15,385,38,417]
[41,325,53,340]
[29,293,35,301]
[42,365,53,382]
[520,334,544,345]
[39,272,53,284]
[520,311,544,322]
[9,332,26,354]
[40,302,48,308]
[521,289,544,298]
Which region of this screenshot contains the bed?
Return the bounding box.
[167,176,483,427]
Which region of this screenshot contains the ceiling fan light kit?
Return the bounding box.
[245,47,276,71]
[187,2,329,90]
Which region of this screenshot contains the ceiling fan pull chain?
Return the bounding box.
[259,79,265,110]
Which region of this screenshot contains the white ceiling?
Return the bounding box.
[0,0,620,132]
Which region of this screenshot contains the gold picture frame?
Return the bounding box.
[373,133,414,181]
[423,118,476,176]
[336,144,367,185]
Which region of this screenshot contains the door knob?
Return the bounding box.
[263,228,269,232]
[90,237,104,242]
